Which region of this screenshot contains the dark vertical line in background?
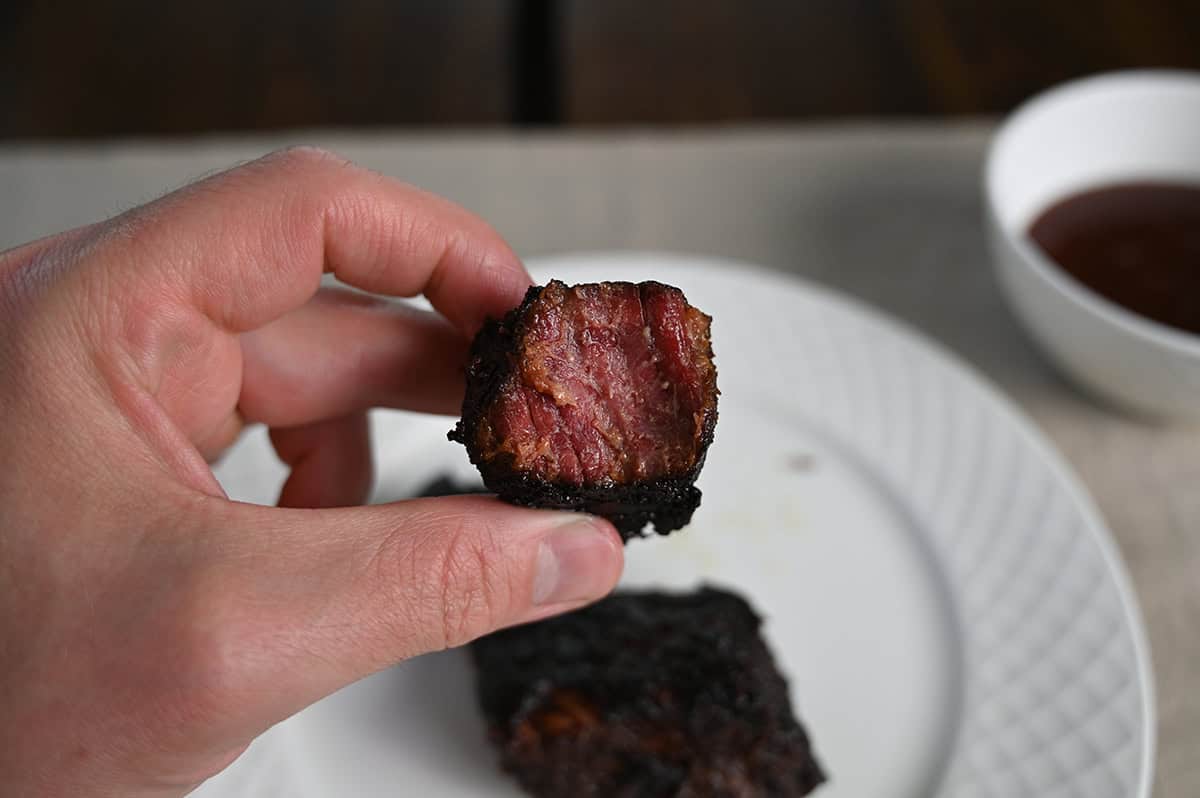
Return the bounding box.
[513,0,561,125]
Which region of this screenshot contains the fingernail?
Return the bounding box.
[532,516,620,606]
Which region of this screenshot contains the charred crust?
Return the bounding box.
[449,283,543,457]
[471,470,702,541]
[471,587,826,797]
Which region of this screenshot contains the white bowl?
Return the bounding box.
[985,70,1200,421]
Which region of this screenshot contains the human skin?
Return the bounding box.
[0,147,623,796]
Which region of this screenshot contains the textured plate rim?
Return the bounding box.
[525,250,1156,798]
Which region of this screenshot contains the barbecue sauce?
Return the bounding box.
[1029,182,1200,334]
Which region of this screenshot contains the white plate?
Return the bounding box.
[202,253,1154,798]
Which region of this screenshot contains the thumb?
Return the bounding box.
[189,495,622,740]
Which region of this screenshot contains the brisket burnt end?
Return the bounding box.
[449,280,718,540]
[471,587,826,798]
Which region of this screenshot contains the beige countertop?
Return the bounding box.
[2,125,1195,796]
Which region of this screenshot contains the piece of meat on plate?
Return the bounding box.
[449,280,718,540]
[471,587,826,798]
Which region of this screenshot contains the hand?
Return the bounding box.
[0,147,623,796]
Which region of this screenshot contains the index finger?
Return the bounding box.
[98,146,532,335]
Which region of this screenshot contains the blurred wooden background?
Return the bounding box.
[2,0,1199,138]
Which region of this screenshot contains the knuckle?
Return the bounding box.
[0,242,112,396]
[262,144,351,176]
[0,236,79,322]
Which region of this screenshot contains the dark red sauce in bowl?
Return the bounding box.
[1029,183,1200,335]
